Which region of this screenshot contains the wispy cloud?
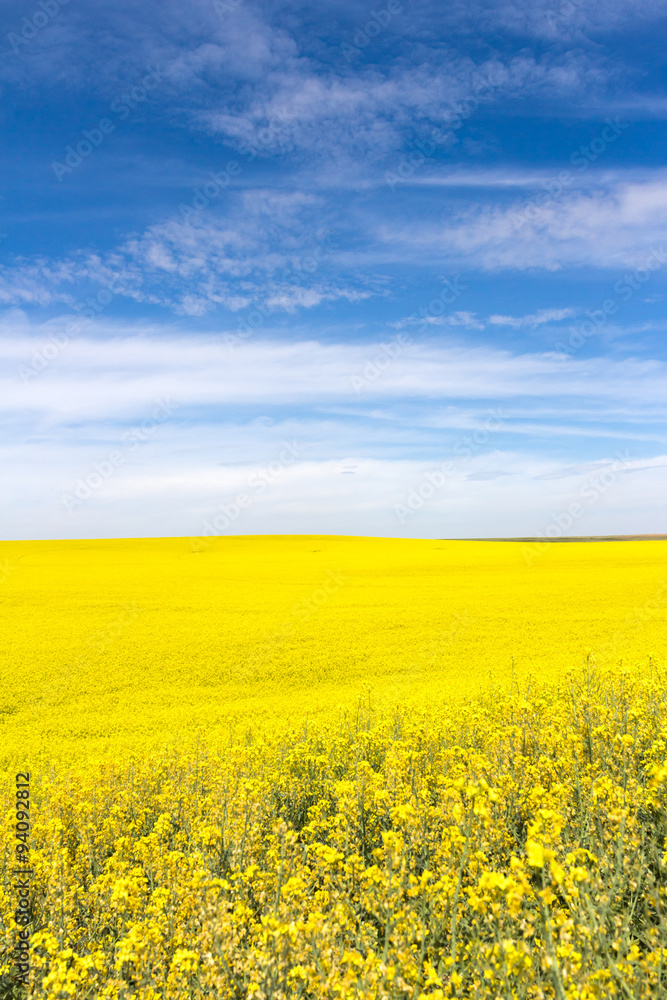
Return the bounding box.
[0,189,371,316]
[488,308,578,328]
[375,175,667,271]
[4,318,667,421]
[4,172,667,320]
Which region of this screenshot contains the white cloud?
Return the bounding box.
[197,48,613,164]
[3,167,667,322]
[489,0,667,41]
[376,175,667,271]
[0,190,365,316]
[2,314,667,540]
[393,310,485,330]
[445,310,486,329]
[4,318,667,420]
[488,308,578,328]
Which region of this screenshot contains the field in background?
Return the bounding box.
[1,536,667,997]
[0,535,666,778]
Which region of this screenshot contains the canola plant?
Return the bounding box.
[0,535,666,998]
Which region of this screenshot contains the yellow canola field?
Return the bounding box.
[0,534,665,776]
[1,535,667,999]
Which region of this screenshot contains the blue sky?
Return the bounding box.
[2,0,667,540]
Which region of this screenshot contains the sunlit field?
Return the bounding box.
[1,535,666,774]
[1,536,666,998]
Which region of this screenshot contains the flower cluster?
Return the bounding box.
[1,663,666,998]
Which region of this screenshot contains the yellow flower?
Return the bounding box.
[526,840,545,867]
